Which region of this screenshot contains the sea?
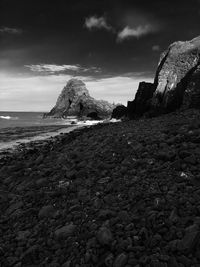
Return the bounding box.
[0,111,118,151]
[0,111,76,129]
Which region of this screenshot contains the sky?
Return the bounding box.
[0,0,200,111]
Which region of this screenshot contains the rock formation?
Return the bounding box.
[126,36,200,118]
[44,78,116,119]
[152,36,200,112]
[127,82,155,118]
[112,105,127,119]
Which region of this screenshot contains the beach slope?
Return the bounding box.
[1,109,200,266]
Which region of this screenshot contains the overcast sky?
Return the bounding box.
[0,0,200,111]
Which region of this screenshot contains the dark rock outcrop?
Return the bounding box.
[182,65,200,109]
[112,105,127,119]
[44,78,116,119]
[127,82,155,118]
[127,36,200,118]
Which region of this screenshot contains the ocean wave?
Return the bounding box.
[0,116,18,120]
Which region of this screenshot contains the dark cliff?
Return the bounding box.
[125,36,200,118]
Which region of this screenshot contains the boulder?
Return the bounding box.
[96,226,113,246]
[54,224,76,239]
[152,36,200,112]
[44,78,116,119]
[38,205,56,219]
[112,105,127,119]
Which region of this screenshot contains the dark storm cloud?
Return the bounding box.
[1,0,200,110]
[1,0,200,72]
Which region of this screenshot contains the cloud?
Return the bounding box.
[117,24,157,41]
[25,64,81,73]
[152,45,160,51]
[0,27,23,34]
[0,71,153,111]
[25,64,101,74]
[86,75,153,104]
[85,16,112,31]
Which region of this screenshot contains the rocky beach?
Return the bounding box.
[1,108,200,266]
[1,2,200,265]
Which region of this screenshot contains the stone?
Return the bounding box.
[150,259,163,267]
[177,255,192,267]
[98,209,116,219]
[44,78,116,119]
[105,253,114,266]
[38,205,56,219]
[184,154,196,165]
[21,245,40,264]
[6,256,18,265]
[96,226,113,246]
[168,257,179,267]
[149,234,162,248]
[62,261,71,267]
[77,189,90,202]
[55,224,76,239]
[169,208,179,224]
[113,253,128,267]
[117,210,130,223]
[177,224,200,252]
[35,178,47,186]
[112,105,127,119]
[6,201,23,215]
[16,230,31,241]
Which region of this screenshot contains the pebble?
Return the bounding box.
[16,230,31,241]
[38,205,57,219]
[55,224,76,239]
[105,253,114,266]
[177,224,200,252]
[113,253,128,267]
[96,226,113,246]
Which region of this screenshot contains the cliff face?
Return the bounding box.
[152,36,200,111]
[45,78,116,119]
[127,82,155,118]
[126,36,200,118]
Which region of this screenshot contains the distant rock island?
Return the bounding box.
[113,36,200,119]
[44,78,116,120]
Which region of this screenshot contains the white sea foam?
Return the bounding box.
[0,115,18,120]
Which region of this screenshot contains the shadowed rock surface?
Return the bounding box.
[44,78,116,119]
[127,82,155,118]
[152,36,200,112]
[127,36,200,118]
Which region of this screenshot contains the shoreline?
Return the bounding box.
[0,119,120,157]
[0,124,83,152]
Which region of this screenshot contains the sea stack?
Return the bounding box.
[125,36,200,118]
[44,78,116,119]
